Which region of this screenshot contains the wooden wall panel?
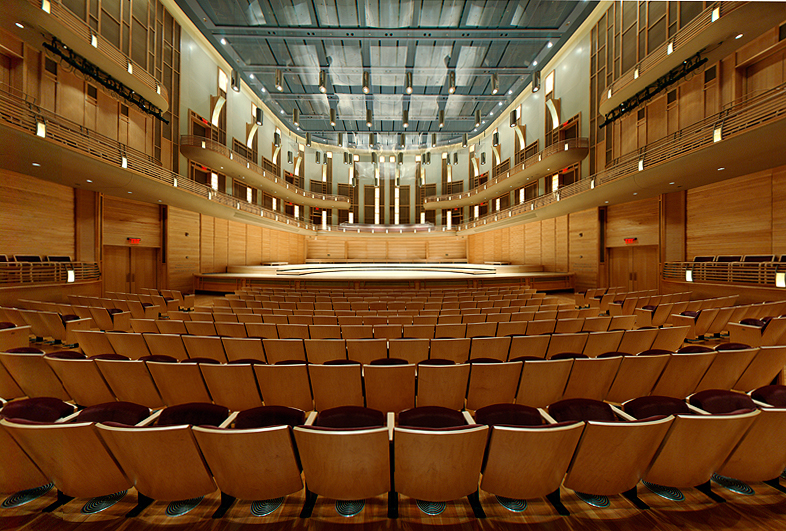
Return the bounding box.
[227,222,246,266]
[606,197,659,248]
[662,191,686,263]
[540,218,556,270]
[213,218,228,272]
[679,75,704,130]
[525,222,541,265]
[75,188,97,262]
[556,215,569,271]
[687,172,773,258]
[246,225,262,265]
[103,197,161,248]
[0,172,75,258]
[771,167,786,256]
[200,214,214,273]
[569,208,599,291]
[166,207,200,293]
[510,225,525,264]
[499,228,510,264]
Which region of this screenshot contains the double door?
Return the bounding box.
[608,245,659,292]
[103,245,158,295]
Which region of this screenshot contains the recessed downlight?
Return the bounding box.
[735,33,743,39]
[718,167,725,171]
[31,162,40,167]
[86,179,92,183]
[15,22,24,29]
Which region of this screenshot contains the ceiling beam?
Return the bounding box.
[246,65,536,75]
[212,27,562,41]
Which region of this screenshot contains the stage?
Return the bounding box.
[194,263,575,292]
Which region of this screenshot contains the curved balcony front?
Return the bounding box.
[423,138,589,210]
[598,2,783,116]
[6,0,168,112]
[180,136,352,210]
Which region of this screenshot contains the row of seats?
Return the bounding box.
[610,294,739,317]
[70,325,690,361]
[218,296,555,312]
[1,343,782,411]
[3,389,786,519]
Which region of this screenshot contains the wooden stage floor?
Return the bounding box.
[5,480,786,531]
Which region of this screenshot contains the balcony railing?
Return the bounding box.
[424,138,589,206]
[663,261,783,287]
[0,261,100,286]
[180,136,352,207]
[27,0,168,105]
[457,81,786,231]
[0,86,315,231]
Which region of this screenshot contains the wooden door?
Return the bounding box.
[608,246,659,292]
[103,246,131,295]
[102,245,158,294]
[131,247,158,292]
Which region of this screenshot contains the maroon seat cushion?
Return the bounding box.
[548,398,617,423]
[314,406,384,428]
[509,355,544,362]
[470,357,503,363]
[141,302,154,308]
[689,389,756,414]
[61,314,80,322]
[76,402,150,426]
[677,345,714,354]
[107,308,123,315]
[369,358,408,365]
[90,353,130,360]
[638,349,673,356]
[418,359,456,365]
[642,305,657,311]
[233,406,305,429]
[598,351,631,358]
[624,396,692,419]
[740,318,766,328]
[752,385,786,408]
[681,311,700,319]
[157,403,230,427]
[228,358,266,365]
[1,397,74,422]
[274,360,308,365]
[323,359,361,365]
[139,354,178,363]
[45,351,86,360]
[0,322,16,329]
[715,342,751,351]
[5,347,45,354]
[475,404,542,427]
[398,406,467,428]
[180,357,221,364]
[550,352,588,360]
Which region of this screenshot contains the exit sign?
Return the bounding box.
[624,237,638,244]
[127,237,141,245]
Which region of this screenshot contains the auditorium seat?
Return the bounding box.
[88,307,131,332]
[146,358,214,406]
[0,397,75,494]
[402,324,435,339]
[728,316,786,347]
[97,403,229,516]
[616,327,658,354]
[416,362,470,409]
[346,338,386,364]
[245,322,279,339]
[294,406,391,517]
[508,334,550,360]
[221,337,266,363]
[650,350,717,398]
[388,338,429,365]
[143,333,189,361]
[625,394,758,500]
[694,345,758,392]
[430,337,470,363]
[0,347,70,400]
[309,361,364,410]
[0,322,30,353]
[304,338,347,364]
[466,360,522,410]
[469,336,511,361]
[582,330,623,357]
[263,338,306,364]
[525,319,556,336]
[546,333,589,359]
[94,355,165,408]
[192,406,306,518]
[434,323,466,338]
[559,355,622,401]
[476,403,584,515]
[200,361,265,411]
[44,351,116,406]
[105,331,151,359]
[496,321,527,337]
[308,324,341,339]
[605,351,670,403]
[515,358,573,408]
[254,362,313,411]
[582,316,611,332]
[364,362,417,413]
[549,398,672,504]
[1,401,150,511]
[130,318,159,334]
[733,345,786,391]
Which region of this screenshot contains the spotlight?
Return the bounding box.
[255,107,263,126]
[318,70,327,93]
[438,109,445,128]
[230,69,240,92]
[398,153,403,165]
[369,133,376,146]
[493,131,499,146]
[399,133,405,147]
[405,72,413,94]
[343,151,350,165]
[431,133,437,148]
[475,110,481,128]
[448,70,456,94]
[462,134,468,148]
[274,132,281,146]
[287,151,293,164]
[293,108,300,126]
[366,108,372,127]
[372,152,378,165]
[275,69,283,91]
[363,71,371,94]
[532,70,540,92]
[481,152,486,165]
[337,132,343,147]
[329,108,336,127]
[403,109,409,128]
[315,151,321,163]
[453,152,458,165]
[491,73,499,95]
[306,133,311,147]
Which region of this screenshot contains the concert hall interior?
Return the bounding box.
[2,0,786,529]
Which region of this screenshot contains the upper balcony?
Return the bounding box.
[180,136,352,210]
[0,84,316,234]
[458,81,786,233]
[422,138,589,210]
[599,2,784,116]
[4,0,168,112]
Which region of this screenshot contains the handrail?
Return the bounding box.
[29,0,168,103]
[662,261,784,287]
[424,138,589,205]
[0,261,100,286]
[457,80,786,231]
[599,2,740,110]
[180,135,351,204]
[0,86,316,231]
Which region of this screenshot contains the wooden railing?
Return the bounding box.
[0,262,100,286]
[424,138,589,206]
[457,81,786,231]
[662,261,783,287]
[0,86,316,231]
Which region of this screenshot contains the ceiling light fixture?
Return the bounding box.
[405,72,413,94]
[230,69,240,92]
[275,69,283,91]
[448,71,456,94]
[366,108,372,127]
[220,38,227,45]
[403,109,409,128]
[293,108,300,126]
[318,70,327,93]
[547,41,553,48]
[329,108,336,127]
[475,110,481,128]
[462,134,468,148]
[431,133,437,148]
[532,70,541,92]
[509,110,517,127]
[491,73,499,95]
[363,71,371,94]
[399,133,405,147]
[306,133,311,147]
[255,107,263,126]
[438,109,445,128]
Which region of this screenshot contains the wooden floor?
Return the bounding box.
[5,481,786,531]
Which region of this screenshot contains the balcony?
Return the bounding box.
[457,81,786,233]
[0,261,100,287]
[180,136,352,210]
[598,2,783,116]
[4,0,168,112]
[423,138,590,210]
[0,85,316,233]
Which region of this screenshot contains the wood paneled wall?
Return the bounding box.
[166,207,200,293]
[467,215,570,270]
[606,197,659,248]
[307,235,467,262]
[0,172,75,258]
[103,197,162,248]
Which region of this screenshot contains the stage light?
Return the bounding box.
[363,71,371,94]
[329,108,336,126]
[318,70,327,93]
[491,73,499,95]
[438,109,444,128]
[366,108,372,127]
[293,108,300,126]
[405,72,413,94]
[275,69,283,91]
[475,110,481,128]
[493,131,499,146]
[448,70,456,94]
[403,109,408,128]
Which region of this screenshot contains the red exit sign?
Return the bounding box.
[127,238,141,245]
[624,237,638,244]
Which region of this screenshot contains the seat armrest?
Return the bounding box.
[727,322,763,348]
[462,410,475,425]
[219,411,239,429]
[304,411,318,426]
[387,411,395,441]
[137,409,163,426]
[686,403,711,415]
[57,410,82,423]
[539,407,558,424]
[610,404,636,421]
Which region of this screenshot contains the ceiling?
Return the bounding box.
[174,0,597,150]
